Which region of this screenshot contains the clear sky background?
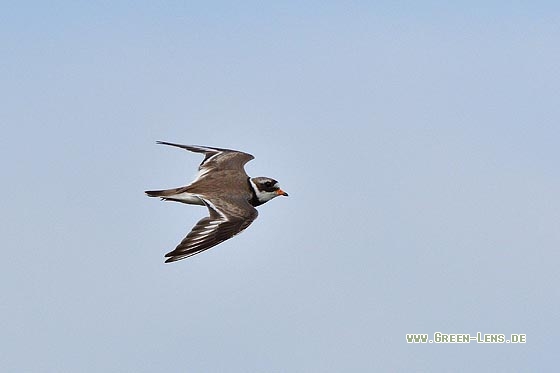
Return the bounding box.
[2,1,559,371]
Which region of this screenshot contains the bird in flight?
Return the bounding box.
[146,142,288,263]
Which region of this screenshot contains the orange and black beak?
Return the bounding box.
[276,189,289,197]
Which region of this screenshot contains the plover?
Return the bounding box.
[146,141,288,262]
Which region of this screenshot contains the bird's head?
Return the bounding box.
[249,177,288,206]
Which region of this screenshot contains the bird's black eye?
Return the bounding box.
[264,181,272,187]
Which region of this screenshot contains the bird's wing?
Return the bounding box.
[164,196,258,262]
[156,141,254,173]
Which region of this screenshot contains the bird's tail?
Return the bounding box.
[145,187,185,199]
[145,186,204,205]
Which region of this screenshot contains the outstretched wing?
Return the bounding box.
[156,141,254,173]
[164,197,258,262]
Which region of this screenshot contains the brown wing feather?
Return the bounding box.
[164,197,258,262]
[156,142,254,172]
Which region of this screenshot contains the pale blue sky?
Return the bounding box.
[1,1,559,371]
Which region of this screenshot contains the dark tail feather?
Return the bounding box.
[145,187,185,198]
